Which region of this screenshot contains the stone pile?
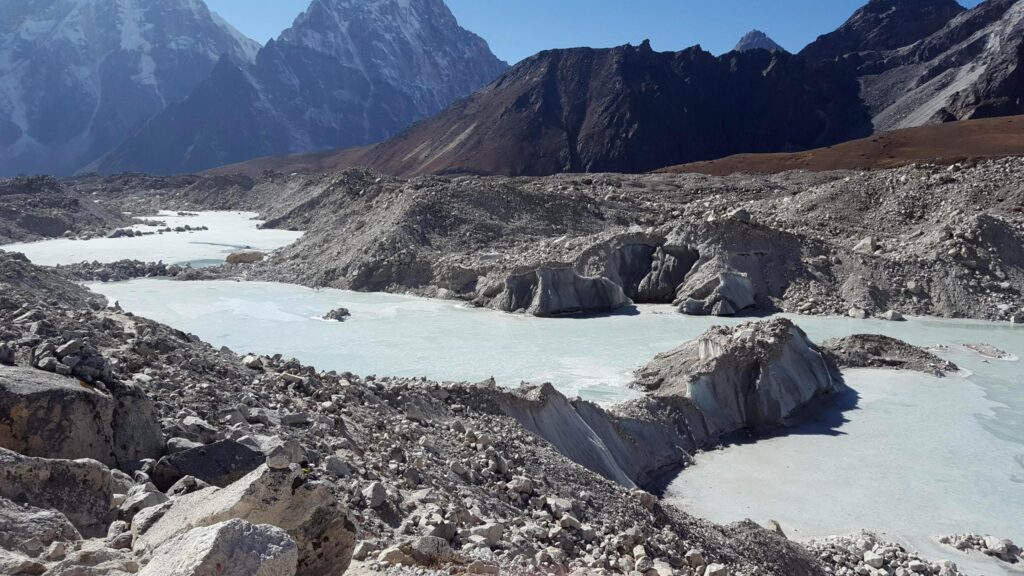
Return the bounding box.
[807,533,966,576]
[938,533,1022,564]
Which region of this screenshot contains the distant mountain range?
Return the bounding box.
[0,0,506,177]
[90,0,507,175]
[3,0,1023,177]
[0,0,260,177]
[219,0,1024,178]
[244,42,870,177]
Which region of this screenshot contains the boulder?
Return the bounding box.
[119,488,169,523]
[322,308,351,322]
[138,519,297,576]
[882,310,905,321]
[0,497,81,554]
[492,267,630,316]
[408,535,452,565]
[151,440,265,492]
[0,365,164,467]
[853,237,878,255]
[0,448,113,537]
[0,549,45,575]
[226,251,265,265]
[134,465,355,576]
[680,271,756,316]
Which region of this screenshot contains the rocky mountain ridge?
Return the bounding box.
[0,0,260,177]
[91,0,508,175]
[216,0,1024,178]
[265,41,870,177]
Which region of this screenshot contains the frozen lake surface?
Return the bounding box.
[1,211,303,267]
[88,279,1024,575]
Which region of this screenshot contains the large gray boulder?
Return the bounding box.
[135,465,355,576]
[0,365,164,468]
[0,497,81,554]
[151,440,265,492]
[492,267,630,316]
[678,270,756,316]
[0,448,113,537]
[139,519,297,576]
[634,318,836,436]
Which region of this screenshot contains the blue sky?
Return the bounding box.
[206,0,982,64]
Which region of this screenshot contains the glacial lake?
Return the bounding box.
[2,211,302,267]
[90,279,1024,575]
[5,211,1022,574]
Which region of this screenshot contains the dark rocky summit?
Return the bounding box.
[803,0,1024,131]
[217,0,1024,179]
[228,41,871,177]
[799,0,966,62]
[93,0,508,175]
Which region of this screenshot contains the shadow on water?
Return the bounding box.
[646,378,861,494]
[546,305,642,319]
[719,375,862,448]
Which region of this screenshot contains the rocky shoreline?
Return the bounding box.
[29,158,1021,324]
[1,247,1004,575]
[4,159,1021,324]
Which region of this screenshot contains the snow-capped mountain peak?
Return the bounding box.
[0,0,260,176]
[734,30,786,53]
[91,0,508,175]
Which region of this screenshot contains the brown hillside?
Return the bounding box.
[657,116,1024,176]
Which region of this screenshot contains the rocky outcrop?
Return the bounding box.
[138,519,298,576]
[150,440,266,492]
[799,0,966,62]
[226,251,266,265]
[0,365,164,468]
[0,448,113,537]
[135,465,355,576]
[822,334,959,376]
[634,319,836,436]
[678,270,756,316]
[802,0,1024,131]
[490,267,631,316]
[0,497,81,556]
